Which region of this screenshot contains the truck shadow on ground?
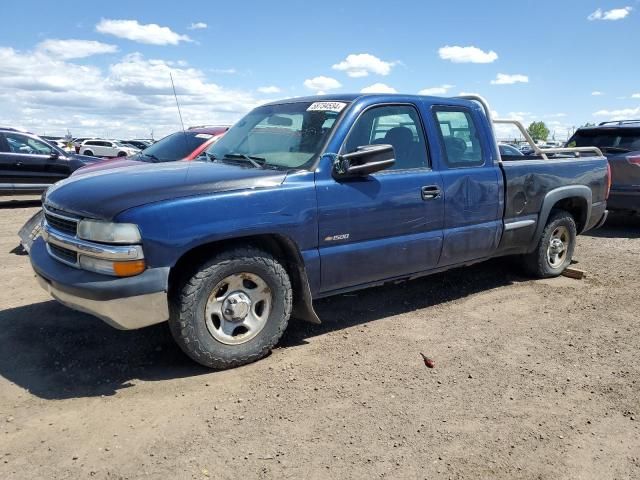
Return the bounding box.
[0,258,524,400]
[584,213,640,239]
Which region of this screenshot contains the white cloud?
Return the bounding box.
[0,47,258,138]
[211,68,237,74]
[438,45,498,64]
[632,93,640,99]
[360,83,397,94]
[257,86,281,94]
[303,76,342,92]
[591,91,603,96]
[332,53,395,77]
[36,39,118,60]
[188,22,208,30]
[96,19,192,45]
[588,7,632,21]
[418,84,455,95]
[593,106,640,117]
[490,73,529,85]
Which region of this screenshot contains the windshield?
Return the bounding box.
[568,129,640,152]
[204,101,345,170]
[139,131,212,162]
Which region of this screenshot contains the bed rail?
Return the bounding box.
[455,95,604,161]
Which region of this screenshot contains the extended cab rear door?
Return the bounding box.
[429,104,503,265]
[316,103,444,293]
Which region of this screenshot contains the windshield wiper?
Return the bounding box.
[141,152,160,162]
[222,153,266,168]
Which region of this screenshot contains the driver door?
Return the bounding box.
[316,104,444,293]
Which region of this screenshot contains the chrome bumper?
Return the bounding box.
[36,273,169,330]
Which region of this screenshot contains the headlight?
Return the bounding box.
[77,220,141,244]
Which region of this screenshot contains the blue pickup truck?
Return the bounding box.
[28,94,609,369]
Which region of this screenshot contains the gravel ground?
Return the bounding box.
[0,198,638,479]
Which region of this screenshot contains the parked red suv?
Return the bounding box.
[75,126,229,175]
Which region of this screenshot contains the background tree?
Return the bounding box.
[527,121,550,142]
[582,122,596,127]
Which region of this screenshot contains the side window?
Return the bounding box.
[434,108,485,167]
[4,133,52,155]
[343,105,429,171]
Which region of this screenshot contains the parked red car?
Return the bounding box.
[75,126,229,175]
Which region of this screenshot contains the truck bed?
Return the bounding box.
[498,155,609,255]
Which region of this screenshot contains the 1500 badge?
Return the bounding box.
[324,234,350,242]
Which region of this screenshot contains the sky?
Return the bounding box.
[0,0,638,140]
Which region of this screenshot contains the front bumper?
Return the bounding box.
[30,237,170,330]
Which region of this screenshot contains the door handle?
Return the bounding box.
[15,161,23,167]
[421,185,441,200]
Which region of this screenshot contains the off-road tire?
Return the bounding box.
[523,209,577,278]
[169,247,292,369]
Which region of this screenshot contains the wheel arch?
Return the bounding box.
[529,186,591,251]
[168,234,321,324]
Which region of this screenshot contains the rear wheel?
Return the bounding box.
[523,210,577,278]
[169,247,292,369]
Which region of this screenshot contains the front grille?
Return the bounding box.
[48,243,78,265]
[44,209,78,237]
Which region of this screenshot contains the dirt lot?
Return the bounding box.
[0,198,638,480]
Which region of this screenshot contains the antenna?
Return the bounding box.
[170,72,186,132]
[170,72,189,151]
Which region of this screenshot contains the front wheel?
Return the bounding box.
[523,210,577,278]
[83,150,94,156]
[169,247,292,369]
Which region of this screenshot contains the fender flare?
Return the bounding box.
[529,185,592,250]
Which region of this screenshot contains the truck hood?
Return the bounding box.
[72,158,142,176]
[44,161,287,220]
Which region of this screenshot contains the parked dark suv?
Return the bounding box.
[568,120,640,213]
[0,128,101,195]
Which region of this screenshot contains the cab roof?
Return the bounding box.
[261,93,477,108]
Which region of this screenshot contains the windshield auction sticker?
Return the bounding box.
[307,102,347,112]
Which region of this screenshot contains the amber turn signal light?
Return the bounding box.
[113,260,146,277]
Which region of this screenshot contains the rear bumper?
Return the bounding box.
[593,210,608,229]
[30,237,170,330]
[584,201,608,232]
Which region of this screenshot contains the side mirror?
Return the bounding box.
[333,144,395,179]
[49,150,60,160]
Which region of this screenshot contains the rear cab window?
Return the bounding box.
[433,107,485,167]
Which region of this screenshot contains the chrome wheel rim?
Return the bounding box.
[204,272,272,345]
[547,225,569,268]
